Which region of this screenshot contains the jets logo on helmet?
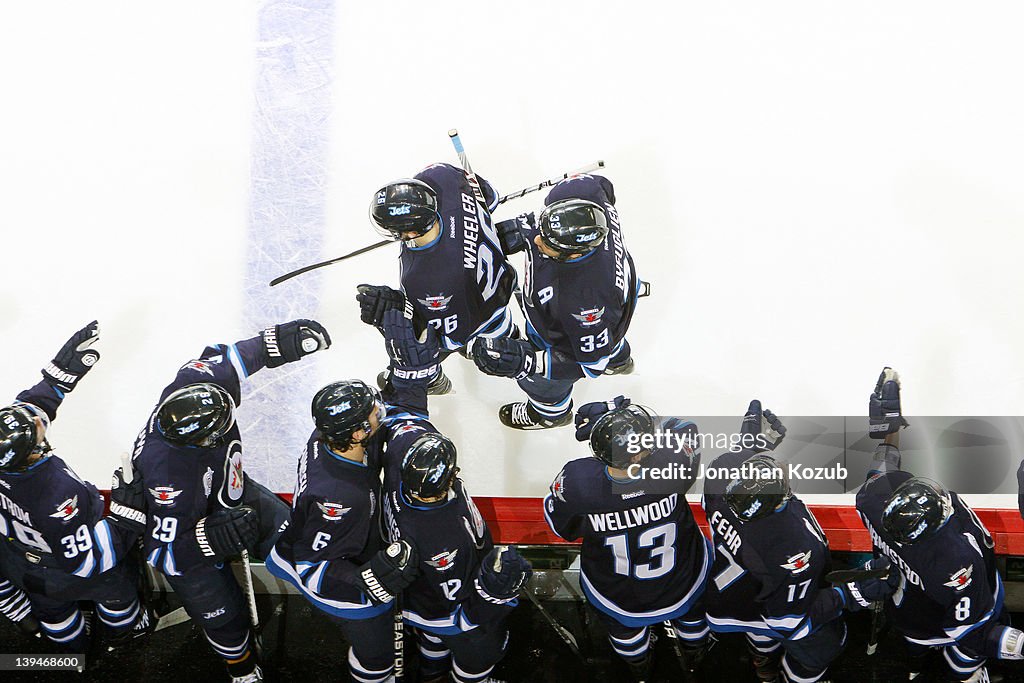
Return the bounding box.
[389,205,412,216]
[575,231,599,243]
[150,486,183,506]
[427,549,459,571]
[49,495,80,522]
[317,501,352,522]
[0,449,15,467]
[781,550,812,575]
[572,307,605,327]
[944,565,974,591]
[417,294,454,312]
[327,402,352,416]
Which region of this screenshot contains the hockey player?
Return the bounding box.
[702,401,892,683]
[0,322,151,651]
[357,162,519,395]
[543,397,710,681]
[470,174,640,429]
[857,368,1024,682]
[121,318,331,682]
[266,309,440,682]
[382,431,532,683]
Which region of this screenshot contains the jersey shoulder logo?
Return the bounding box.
[781,550,812,575]
[572,307,605,327]
[316,501,352,522]
[944,565,974,591]
[49,495,80,522]
[427,549,459,571]
[179,359,215,377]
[394,422,426,437]
[551,469,568,502]
[203,466,214,498]
[149,486,183,506]
[417,294,454,313]
[220,441,244,506]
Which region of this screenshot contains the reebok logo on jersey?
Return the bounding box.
[427,549,459,571]
[944,565,974,591]
[180,360,214,377]
[149,486,183,506]
[49,495,80,522]
[572,307,605,327]
[781,551,812,575]
[317,501,352,522]
[417,294,453,312]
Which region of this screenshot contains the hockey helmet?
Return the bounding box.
[156,383,236,448]
[589,404,655,469]
[881,477,953,544]
[0,405,41,472]
[725,454,792,521]
[312,380,384,450]
[369,178,440,240]
[538,199,609,261]
[401,433,458,501]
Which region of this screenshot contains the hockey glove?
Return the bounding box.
[477,545,532,601]
[995,627,1024,660]
[186,507,259,563]
[738,400,786,452]
[262,319,331,368]
[836,558,899,611]
[574,396,631,442]
[357,540,419,605]
[108,467,147,536]
[382,309,439,387]
[494,213,535,255]
[356,284,406,328]
[470,337,540,381]
[869,367,908,438]
[42,321,101,393]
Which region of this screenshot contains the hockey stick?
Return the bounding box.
[393,591,405,683]
[241,549,262,653]
[865,600,888,655]
[269,239,393,286]
[498,160,606,205]
[825,566,890,584]
[448,129,487,209]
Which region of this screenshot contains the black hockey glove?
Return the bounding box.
[262,319,331,368]
[869,367,908,439]
[574,396,631,442]
[108,466,147,536]
[470,337,539,381]
[187,507,259,562]
[738,399,786,452]
[494,212,535,255]
[42,321,101,393]
[357,540,419,605]
[836,558,899,611]
[382,309,439,387]
[356,284,407,328]
[477,545,532,601]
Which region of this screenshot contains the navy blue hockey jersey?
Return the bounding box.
[702,449,840,640]
[399,163,517,351]
[857,470,1002,646]
[0,380,131,579]
[131,337,268,577]
[267,399,433,620]
[544,445,709,627]
[522,174,640,379]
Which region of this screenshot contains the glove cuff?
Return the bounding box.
[42,363,79,390]
[194,518,217,558]
[474,577,518,605]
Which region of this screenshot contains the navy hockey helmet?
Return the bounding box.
[881,477,953,545]
[589,404,655,469]
[0,405,41,472]
[312,380,384,450]
[725,454,792,521]
[156,383,236,448]
[401,433,458,501]
[538,199,609,261]
[369,178,440,240]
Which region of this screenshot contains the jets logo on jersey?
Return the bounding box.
[225,445,244,503]
[203,467,214,498]
[417,294,454,312]
[781,551,813,575]
[944,565,974,591]
[395,422,425,437]
[572,307,605,327]
[427,549,459,571]
[551,469,568,502]
[179,360,215,377]
[316,501,352,522]
[150,486,183,506]
[49,495,80,522]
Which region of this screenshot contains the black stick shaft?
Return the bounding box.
[269,239,393,286]
[498,160,606,204]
